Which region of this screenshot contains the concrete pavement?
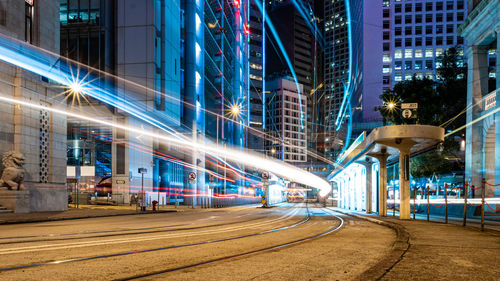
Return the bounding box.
[331,208,500,280]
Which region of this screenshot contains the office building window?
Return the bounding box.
[395,75,402,82]
[415,14,423,23]
[426,14,433,23]
[405,15,412,24]
[446,13,454,21]
[405,49,413,58]
[395,38,402,47]
[415,3,422,12]
[395,61,402,70]
[383,65,391,73]
[383,9,390,18]
[395,27,402,36]
[405,26,412,35]
[415,60,423,70]
[395,16,402,24]
[415,37,422,46]
[425,37,433,45]
[446,1,454,10]
[395,49,403,59]
[457,1,464,9]
[405,38,412,47]
[383,31,390,40]
[383,20,390,29]
[436,48,443,57]
[405,74,412,80]
[436,37,443,45]
[446,24,454,33]
[425,60,434,70]
[415,26,422,35]
[415,72,423,79]
[457,12,464,21]
[457,36,464,45]
[383,54,391,63]
[426,2,433,11]
[426,25,433,34]
[425,48,434,57]
[383,76,390,84]
[436,13,443,22]
[436,1,444,11]
[446,36,454,45]
[395,4,402,13]
[383,42,390,51]
[415,49,423,58]
[405,61,412,70]
[405,3,412,12]
[436,25,443,34]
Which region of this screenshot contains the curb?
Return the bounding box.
[0,209,177,225]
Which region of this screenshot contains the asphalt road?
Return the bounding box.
[0,203,397,280]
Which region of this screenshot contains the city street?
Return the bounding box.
[0,203,396,280]
[0,204,497,280]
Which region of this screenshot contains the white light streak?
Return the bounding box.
[0,94,332,196]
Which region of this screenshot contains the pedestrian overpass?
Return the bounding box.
[328,125,444,219]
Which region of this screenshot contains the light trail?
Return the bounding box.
[387,198,500,205]
[254,0,305,130]
[0,32,333,166]
[0,94,332,196]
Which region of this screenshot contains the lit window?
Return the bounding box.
[415,49,423,58]
[395,75,402,82]
[250,63,263,70]
[383,65,391,73]
[435,48,443,57]
[249,74,262,81]
[415,73,423,79]
[395,49,402,59]
[383,54,391,63]
[405,49,413,58]
[425,48,434,57]
[395,61,402,70]
[405,74,412,80]
[426,73,434,79]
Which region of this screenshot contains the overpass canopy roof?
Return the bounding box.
[328,125,445,181]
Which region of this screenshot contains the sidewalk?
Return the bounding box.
[331,208,500,280]
[0,204,182,224]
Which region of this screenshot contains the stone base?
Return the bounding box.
[0,190,30,213]
[0,187,68,213]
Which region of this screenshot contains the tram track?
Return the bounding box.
[0,205,306,272]
[0,204,348,281]
[119,206,344,281]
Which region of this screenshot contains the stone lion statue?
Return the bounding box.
[0,151,25,190]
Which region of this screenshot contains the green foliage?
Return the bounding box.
[375,47,467,130]
[376,47,467,176]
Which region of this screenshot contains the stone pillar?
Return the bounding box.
[399,145,413,220]
[370,153,388,216]
[465,46,489,189]
[358,160,373,213]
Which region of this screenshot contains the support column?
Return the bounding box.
[465,46,489,189]
[357,159,373,213]
[399,145,413,220]
[370,152,388,217]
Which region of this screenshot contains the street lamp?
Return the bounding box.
[386,101,396,110]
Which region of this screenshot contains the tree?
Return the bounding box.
[375,47,467,129]
[376,47,467,178]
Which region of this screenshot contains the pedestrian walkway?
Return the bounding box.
[331,208,500,280]
[0,204,181,224]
